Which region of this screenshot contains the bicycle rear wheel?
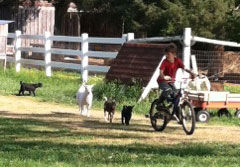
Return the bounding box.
[180,100,196,135]
[149,99,168,131]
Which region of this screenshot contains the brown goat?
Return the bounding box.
[103,97,116,123]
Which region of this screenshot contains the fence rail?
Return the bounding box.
[6,28,240,86]
[7,31,134,82]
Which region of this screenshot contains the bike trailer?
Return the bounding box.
[185,90,240,109]
[184,90,240,122]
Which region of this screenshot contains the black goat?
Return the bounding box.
[121,105,134,125]
[18,81,42,96]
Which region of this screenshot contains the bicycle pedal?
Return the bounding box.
[173,114,182,124]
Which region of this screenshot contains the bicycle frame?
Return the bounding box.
[149,77,196,135]
[166,78,192,110]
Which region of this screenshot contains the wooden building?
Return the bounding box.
[106,43,172,86]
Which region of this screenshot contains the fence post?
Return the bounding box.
[191,55,198,75]
[15,30,22,72]
[127,33,134,41]
[122,33,134,43]
[182,28,191,69]
[122,34,127,43]
[45,32,52,77]
[81,33,88,83]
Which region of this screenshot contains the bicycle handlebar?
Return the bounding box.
[165,74,206,83]
[165,77,194,83]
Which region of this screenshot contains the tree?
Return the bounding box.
[151,0,235,39]
[52,0,239,39]
[225,1,240,42]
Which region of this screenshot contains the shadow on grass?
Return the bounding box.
[81,119,154,132]
[0,110,182,139]
[0,128,238,166]
[0,139,221,166]
[0,117,224,165]
[0,113,239,166]
[0,112,149,140]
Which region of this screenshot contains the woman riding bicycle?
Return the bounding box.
[157,43,196,113]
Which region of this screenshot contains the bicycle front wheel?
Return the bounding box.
[149,99,168,131]
[180,100,196,135]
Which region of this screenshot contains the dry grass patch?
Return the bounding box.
[1,95,240,146]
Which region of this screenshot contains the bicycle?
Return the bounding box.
[149,78,196,135]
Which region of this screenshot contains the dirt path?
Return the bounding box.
[0,95,240,145]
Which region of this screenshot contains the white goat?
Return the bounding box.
[188,75,211,91]
[194,75,211,91]
[76,84,94,117]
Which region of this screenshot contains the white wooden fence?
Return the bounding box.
[7,31,134,82]
[130,28,240,69]
[7,27,240,86]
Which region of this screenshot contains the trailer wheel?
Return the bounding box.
[235,109,240,118]
[196,110,210,122]
[217,108,231,117]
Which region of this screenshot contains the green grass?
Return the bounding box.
[0,117,240,167]
[1,66,240,120]
[1,67,240,166]
[204,109,240,126]
[0,66,82,105]
[0,66,155,114]
[0,66,240,124]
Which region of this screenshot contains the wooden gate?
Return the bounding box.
[0,5,55,46]
[14,6,55,46]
